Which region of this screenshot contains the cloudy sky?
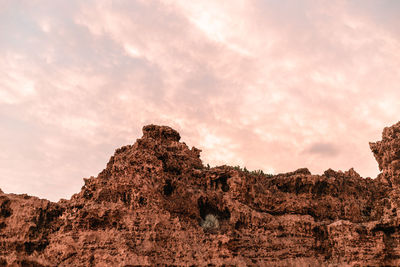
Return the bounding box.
[1,0,400,201]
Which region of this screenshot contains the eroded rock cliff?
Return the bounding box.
[1,122,400,266]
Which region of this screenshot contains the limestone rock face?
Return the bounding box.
[1,123,400,266]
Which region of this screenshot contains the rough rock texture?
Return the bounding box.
[370,121,400,187]
[2,123,400,266]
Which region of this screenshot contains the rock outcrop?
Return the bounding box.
[2,122,400,266]
[370,121,400,187]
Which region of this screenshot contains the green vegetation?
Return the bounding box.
[201,214,219,229]
[233,165,274,178]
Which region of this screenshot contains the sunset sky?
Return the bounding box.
[1,0,400,201]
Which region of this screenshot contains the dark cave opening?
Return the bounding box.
[197,197,230,220]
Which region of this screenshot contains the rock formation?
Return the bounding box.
[2,122,400,266]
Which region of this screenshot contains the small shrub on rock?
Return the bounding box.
[201,214,219,229]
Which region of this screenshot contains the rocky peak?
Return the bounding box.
[142,124,181,142]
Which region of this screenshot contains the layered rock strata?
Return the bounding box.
[1,122,400,266]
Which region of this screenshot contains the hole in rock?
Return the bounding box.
[163,179,174,196]
[0,198,12,218]
[234,220,245,230]
[373,224,397,235]
[138,196,147,206]
[23,241,49,255]
[211,174,230,192]
[197,197,230,221]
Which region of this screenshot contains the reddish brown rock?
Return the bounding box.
[370,121,400,187]
[2,123,400,265]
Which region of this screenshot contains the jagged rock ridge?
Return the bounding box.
[1,122,400,266]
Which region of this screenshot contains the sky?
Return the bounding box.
[1,0,400,201]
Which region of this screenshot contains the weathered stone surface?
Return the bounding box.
[2,122,400,265]
[370,121,400,187]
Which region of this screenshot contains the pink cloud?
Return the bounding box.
[1,0,400,201]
